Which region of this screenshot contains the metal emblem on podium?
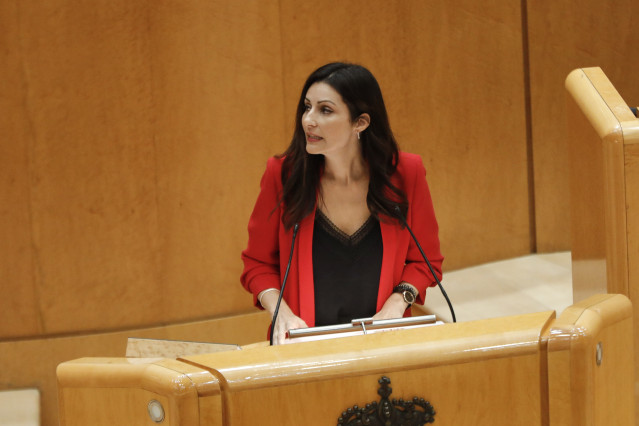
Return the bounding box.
[337,376,435,425]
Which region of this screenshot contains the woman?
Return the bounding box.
[241,62,443,344]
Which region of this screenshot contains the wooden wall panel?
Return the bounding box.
[20,0,162,335]
[279,0,530,269]
[0,0,40,337]
[527,1,639,252]
[0,0,284,338]
[138,1,286,331]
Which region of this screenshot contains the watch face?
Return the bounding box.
[404,291,416,304]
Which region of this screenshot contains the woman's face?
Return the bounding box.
[302,82,359,157]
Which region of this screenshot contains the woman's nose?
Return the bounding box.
[303,110,317,127]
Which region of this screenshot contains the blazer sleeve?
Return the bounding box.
[240,157,283,307]
[400,155,443,303]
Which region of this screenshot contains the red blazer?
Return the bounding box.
[240,152,443,327]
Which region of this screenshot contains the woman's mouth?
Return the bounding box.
[306,133,323,143]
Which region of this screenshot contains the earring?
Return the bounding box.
[357,132,360,140]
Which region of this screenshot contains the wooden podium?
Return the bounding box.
[565,67,639,305]
[57,294,633,425]
[565,67,639,422]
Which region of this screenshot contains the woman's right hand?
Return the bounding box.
[271,303,308,345]
[259,289,309,345]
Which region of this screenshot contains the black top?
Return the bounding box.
[312,210,383,326]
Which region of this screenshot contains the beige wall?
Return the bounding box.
[1,1,638,424]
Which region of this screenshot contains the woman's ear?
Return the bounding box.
[355,113,371,133]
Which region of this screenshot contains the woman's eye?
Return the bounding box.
[321,107,333,114]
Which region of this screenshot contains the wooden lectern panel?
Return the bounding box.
[57,358,222,425]
[565,67,639,422]
[566,67,639,299]
[57,294,634,425]
[183,311,554,424]
[546,294,634,425]
[565,67,637,300]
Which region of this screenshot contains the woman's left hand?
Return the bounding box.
[372,292,409,321]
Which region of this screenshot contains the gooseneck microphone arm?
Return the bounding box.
[394,206,456,323]
[269,223,300,346]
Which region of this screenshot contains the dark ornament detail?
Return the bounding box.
[337,376,436,425]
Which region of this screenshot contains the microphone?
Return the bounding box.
[393,205,456,323]
[270,223,300,345]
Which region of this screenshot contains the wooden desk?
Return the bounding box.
[57,294,633,425]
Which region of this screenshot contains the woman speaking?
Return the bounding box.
[241,62,443,345]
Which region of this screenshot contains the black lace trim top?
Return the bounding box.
[312,210,383,327]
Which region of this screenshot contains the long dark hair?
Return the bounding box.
[279,62,408,230]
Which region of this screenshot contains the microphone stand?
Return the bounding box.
[394,206,456,323]
[270,223,300,345]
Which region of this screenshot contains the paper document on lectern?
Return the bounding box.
[126,338,239,358]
